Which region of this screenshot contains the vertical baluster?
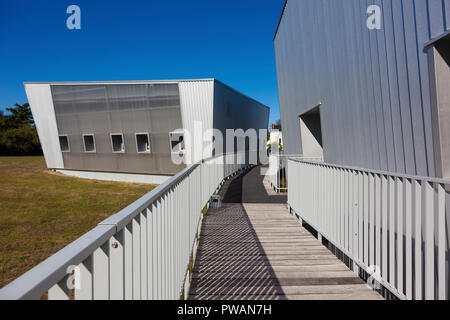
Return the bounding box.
[369,174,375,267]
[345,170,349,251]
[93,243,110,300]
[414,180,422,300]
[109,231,124,300]
[160,195,166,300]
[48,275,71,300]
[151,203,158,299]
[405,179,413,300]
[75,256,93,300]
[146,207,153,300]
[124,223,133,300]
[424,182,434,300]
[397,178,404,296]
[376,174,382,271]
[169,189,175,300]
[348,170,352,254]
[157,198,162,299]
[341,169,345,248]
[140,211,148,300]
[353,171,358,259]
[132,216,141,300]
[364,173,369,266]
[332,168,337,243]
[437,183,446,300]
[358,172,364,264]
[382,175,388,280]
[328,167,332,238]
[389,176,396,287]
[164,193,169,300]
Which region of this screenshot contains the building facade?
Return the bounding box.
[274,0,450,179]
[25,79,269,184]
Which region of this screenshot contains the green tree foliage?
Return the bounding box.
[0,103,42,156]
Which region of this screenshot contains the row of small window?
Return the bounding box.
[59,133,148,154]
[58,132,185,154]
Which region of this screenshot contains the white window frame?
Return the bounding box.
[110,133,125,153]
[59,135,70,153]
[135,133,151,154]
[169,131,186,154]
[83,134,96,153]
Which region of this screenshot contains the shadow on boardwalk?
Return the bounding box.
[189,166,383,300]
[219,166,287,204]
[189,204,287,300]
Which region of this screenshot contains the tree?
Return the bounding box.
[6,103,34,127]
[0,103,42,156]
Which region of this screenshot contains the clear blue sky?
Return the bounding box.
[0,0,283,126]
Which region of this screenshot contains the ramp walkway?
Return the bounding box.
[189,167,383,300]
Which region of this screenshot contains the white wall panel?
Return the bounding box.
[179,80,214,162]
[25,84,64,169]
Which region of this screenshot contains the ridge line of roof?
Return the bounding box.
[273,0,288,41]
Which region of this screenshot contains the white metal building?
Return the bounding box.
[25,79,269,184]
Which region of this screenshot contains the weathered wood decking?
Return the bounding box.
[189,168,383,300]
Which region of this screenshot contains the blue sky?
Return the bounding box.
[0,0,283,126]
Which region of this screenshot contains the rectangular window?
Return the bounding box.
[83,134,96,153]
[59,135,70,152]
[169,132,185,153]
[136,133,151,153]
[111,133,125,153]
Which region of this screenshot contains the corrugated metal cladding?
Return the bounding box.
[179,80,214,159]
[179,80,269,160]
[51,83,185,175]
[213,81,270,154]
[26,79,269,176]
[274,0,450,177]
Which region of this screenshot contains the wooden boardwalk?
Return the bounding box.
[189,168,383,300]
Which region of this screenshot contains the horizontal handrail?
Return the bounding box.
[288,159,449,300]
[99,164,200,232]
[289,158,450,185]
[0,225,116,300]
[0,152,249,300]
[268,154,323,192]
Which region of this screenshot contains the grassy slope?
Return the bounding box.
[0,157,156,288]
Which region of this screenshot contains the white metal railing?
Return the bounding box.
[288,158,449,300]
[0,153,249,300]
[268,154,322,192]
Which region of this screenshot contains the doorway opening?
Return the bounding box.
[299,104,323,161]
[429,34,450,179]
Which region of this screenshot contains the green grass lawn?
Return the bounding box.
[0,157,156,288]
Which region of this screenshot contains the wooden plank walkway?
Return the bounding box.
[189,203,383,300]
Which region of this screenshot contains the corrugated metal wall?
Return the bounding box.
[179,80,215,161]
[179,80,269,161]
[51,83,185,175]
[213,81,270,154]
[275,0,450,177]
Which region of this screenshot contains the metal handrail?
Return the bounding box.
[0,152,249,300]
[289,157,450,185]
[288,158,449,300]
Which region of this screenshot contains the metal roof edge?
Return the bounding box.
[213,79,271,111]
[424,30,450,48]
[23,78,215,85]
[273,0,288,41]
